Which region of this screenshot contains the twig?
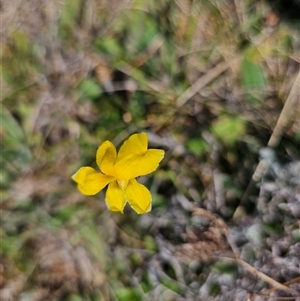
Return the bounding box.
[268,70,300,148]
[237,69,300,208]
[175,56,241,107]
[117,62,174,101]
[260,276,300,296]
[233,0,244,26]
[175,27,279,108]
[250,294,300,300]
[216,256,298,294]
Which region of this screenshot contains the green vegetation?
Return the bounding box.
[1,0,300,300]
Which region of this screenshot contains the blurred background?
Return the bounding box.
[1,0,300,300]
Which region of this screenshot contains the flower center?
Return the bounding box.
[117,179,128,191]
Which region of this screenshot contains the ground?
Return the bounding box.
[1,0,300,300]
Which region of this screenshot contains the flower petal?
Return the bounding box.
[114,149,165,180]
[117,133,148,161]
[96,140,117,176]
[125,179,152,214]
[72,167,115,195]
[105,181,127,212]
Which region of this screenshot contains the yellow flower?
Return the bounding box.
[72,133,165,214]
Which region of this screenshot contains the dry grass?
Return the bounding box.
[1,0,300,300]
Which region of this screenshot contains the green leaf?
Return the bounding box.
[54,205,80,223]
[208,281,221,296]
[241,49,266,103]
[0,105,25,143]
[0,106,32,172]
[10,31,31,55]
[94,37,123,56]
[292,230,300,242]
[213,261,238,275]
[294,131,300,142]
[241,59,265,89]
[59,0,81,29]
[263,222,284,235]
[78,78,102,99]
[132,13,158,52]
[186,138,208,156]
[67,294,83,301]
[211,115,246,146]
[115,288,141,301]
[160,278,181,294]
